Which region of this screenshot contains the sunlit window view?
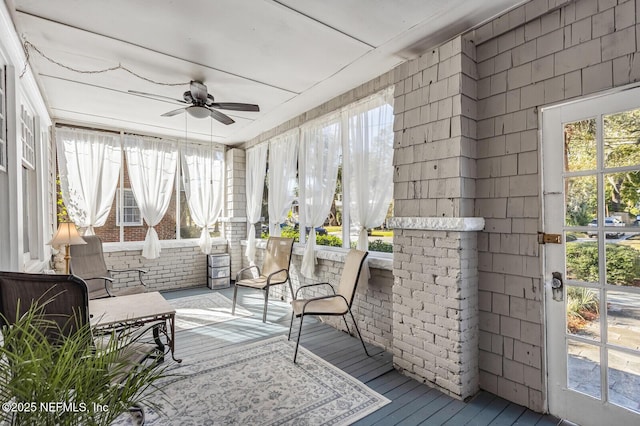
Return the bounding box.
[563,107,640,414]
[259,89,394,253]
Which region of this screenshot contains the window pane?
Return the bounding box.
[22,167,30,254]
[607,290,640,351]
[566,285,600,341]
[564,118,596,172]
[608,349,640,413]
[604,108,640,169]
[567,339,601,399]
[565,175,596,227]
[605,236,640,287]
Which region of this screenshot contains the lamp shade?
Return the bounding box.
[48,222,87,247]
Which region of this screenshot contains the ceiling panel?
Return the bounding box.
[10,0,526,145]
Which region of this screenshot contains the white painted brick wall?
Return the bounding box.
[392,228,479,400]
[103,242,228,293]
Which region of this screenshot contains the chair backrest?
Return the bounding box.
[337,249,369,306]
[0,272,90,341]
[262,237,294,282]
[70,235,110,295]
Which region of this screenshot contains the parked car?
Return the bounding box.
[587,217,625,238]
[281,222,327,236]
[307,226,328,236]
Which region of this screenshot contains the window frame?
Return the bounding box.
[115,188,143,226]
[262,89,394,255]
[0,66,6,173]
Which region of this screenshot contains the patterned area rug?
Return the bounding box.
[115,336,390,425]
[169,293,252,330]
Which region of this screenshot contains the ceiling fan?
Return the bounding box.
[128,80,259,125]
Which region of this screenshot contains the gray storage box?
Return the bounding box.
[207,254,230,289]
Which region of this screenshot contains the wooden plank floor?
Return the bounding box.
[162,286,563,426]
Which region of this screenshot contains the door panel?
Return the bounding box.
[542,87,640,425]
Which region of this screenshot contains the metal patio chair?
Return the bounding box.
[70,235,147,299]
[232,237,294,323]
[288,249,370,363]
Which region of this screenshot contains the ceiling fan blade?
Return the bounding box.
[128,90,188,104]
[211,102,260,112]
[208,108,235,125]
[190,81,208,103]
[161,108,186,117]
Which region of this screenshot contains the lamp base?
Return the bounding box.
[64,244,71,274]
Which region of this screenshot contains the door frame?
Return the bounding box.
[540,83,640,424]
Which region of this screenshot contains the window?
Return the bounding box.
[116,189,143,226]
[21,103,39,263]
[56,127,225,243]
[21,105,35,168]
[0,66,6,172]
[262,88,395,253]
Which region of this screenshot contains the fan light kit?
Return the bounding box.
[187,105,212,119]
[129,81,260,125]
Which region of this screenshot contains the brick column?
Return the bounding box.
[224,148,246,278]
[390,35,482,400]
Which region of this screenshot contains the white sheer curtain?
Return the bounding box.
[348,88,395,250]
[181,144,224,254]
[124,135,177,259]
[299,114,341,277]
[268,131,299,237]
[56,128,121,235]
[245,144,268,264]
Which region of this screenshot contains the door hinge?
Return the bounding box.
[538,232,562,244]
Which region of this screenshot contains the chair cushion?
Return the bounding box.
[236,276,287,289]
[291,297,349,316]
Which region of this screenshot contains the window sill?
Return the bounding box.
[242,239,393,271]
[103,238,227,253]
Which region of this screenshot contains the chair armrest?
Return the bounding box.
[266,268,288,286]
[83,276,115,297]
[300,294,348,314]
[235,265,261,282]
[294,282,335,299]
[109,268,148,287]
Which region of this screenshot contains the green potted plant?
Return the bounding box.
[0,301,168,426]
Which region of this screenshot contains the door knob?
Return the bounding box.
[552,272,563,301]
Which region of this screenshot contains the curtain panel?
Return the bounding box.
[181,144,224,254]
[245,144,268,264]
[347,87,395,250]
[124,135,177,259]
[268,131,299,237]
[299,114,341,277]
[56,128,121,235]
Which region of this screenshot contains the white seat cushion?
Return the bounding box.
[291,296,349,316]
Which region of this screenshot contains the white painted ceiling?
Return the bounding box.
[9,0,524,145]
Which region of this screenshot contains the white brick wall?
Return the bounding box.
[102,242,228,293]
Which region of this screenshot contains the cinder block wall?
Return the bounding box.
[103,242,228,292]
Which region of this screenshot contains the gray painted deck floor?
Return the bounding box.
[162,286,564,426]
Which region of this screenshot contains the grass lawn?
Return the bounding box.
[323,226,393,238]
